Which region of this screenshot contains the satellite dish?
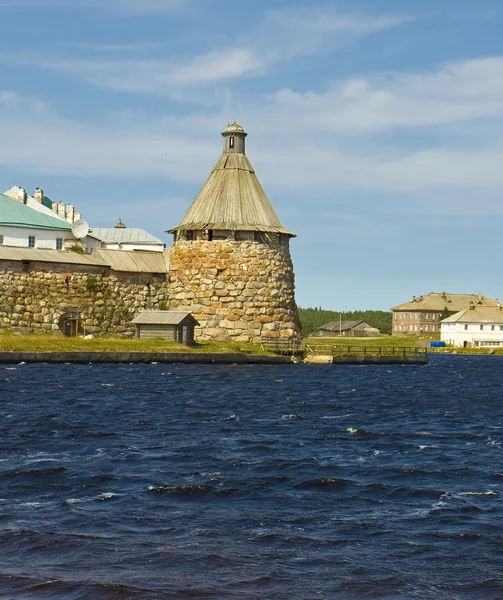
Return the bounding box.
[72,219,89,239]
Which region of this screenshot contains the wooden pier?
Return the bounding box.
[304,345,428,365]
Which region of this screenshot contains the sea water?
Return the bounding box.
[0,355,502,599]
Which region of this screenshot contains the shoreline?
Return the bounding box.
[0,351,295,365]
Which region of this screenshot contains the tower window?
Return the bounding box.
[186,231,194,241]
[208,230,213,241]
[229,137,234,148]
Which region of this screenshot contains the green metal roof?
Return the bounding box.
[0,193,72,231]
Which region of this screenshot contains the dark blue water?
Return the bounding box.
[1,356,503,599]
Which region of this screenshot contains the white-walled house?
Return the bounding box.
[0,192,77,250]
[87,226,165,252]
[441,306,503,348]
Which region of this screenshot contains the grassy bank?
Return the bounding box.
[0,334,269,355]
[302,335,434,348]
[302,335,503,355]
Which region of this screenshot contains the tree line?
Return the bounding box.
[298,307,392,337]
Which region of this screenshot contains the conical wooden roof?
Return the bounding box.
[168,125,295,236]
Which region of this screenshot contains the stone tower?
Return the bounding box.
[166,122,300,343]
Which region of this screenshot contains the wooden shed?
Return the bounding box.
[315,320,380,338]
[131,311,199,345]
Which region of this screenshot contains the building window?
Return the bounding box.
[208,230,213,241]
[56,238,63,250]
[464,324,468,331]
[430,325,435,331]
[0,234,3,245]
[491,325,495,331]
[229,137,234,148]
[28,235,36,248]
[480,325,484,331]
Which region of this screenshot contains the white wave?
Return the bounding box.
[320,413,352,420]
[96,493,121,501]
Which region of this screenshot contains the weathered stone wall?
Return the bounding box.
[0,263,166,336]
[167,238,300,343]
[0,237,300,342]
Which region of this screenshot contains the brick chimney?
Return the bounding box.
[34,187,44,203]
[17,187,27,204]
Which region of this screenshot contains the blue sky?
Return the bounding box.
[1,0,503,310]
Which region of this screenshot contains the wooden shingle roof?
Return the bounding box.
[131,311,199,326]
[168,128,295,236]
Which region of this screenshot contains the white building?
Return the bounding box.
[0,192,78,250]
[87,224,165,252]
[441,306,503,348]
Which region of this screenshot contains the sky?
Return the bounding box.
[1,0,502,310]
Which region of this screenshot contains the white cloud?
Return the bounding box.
[0,6,410,94]
[270,57,503,134]
[2,53,503,216]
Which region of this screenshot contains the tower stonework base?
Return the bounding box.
[167,237,300,343]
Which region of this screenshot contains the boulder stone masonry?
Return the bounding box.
[167,238,300,343]
[0,261,166,337]
[0,239,301,341]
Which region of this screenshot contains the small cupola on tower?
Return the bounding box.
[168,121,295,240]
[222,121,247,154]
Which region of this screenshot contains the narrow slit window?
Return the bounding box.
[229,137,234,148]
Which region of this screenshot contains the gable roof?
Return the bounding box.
[131,311,199,326]
[392,292,499,312]
[442,306,503,324]
[168,131,295,236]
[318,320,378,332]
[89,228,164,245]
[0,193,72,231]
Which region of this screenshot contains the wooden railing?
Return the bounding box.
[261,337,301,355]
[305,345,427,358]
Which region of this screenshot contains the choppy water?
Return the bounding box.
[0,356,502,599]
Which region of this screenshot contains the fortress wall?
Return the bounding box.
[0,261,167,336]
[167,238,300,343]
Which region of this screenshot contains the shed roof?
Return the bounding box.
[392,292,498,312]
[442,306,503,324]
[0,246,107,266]
[168,127,295,236]
[318,320,377,332]
[131,311,199,326]
[89,228,164,245]
[92,249,169,273]
[0,193,72,231]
